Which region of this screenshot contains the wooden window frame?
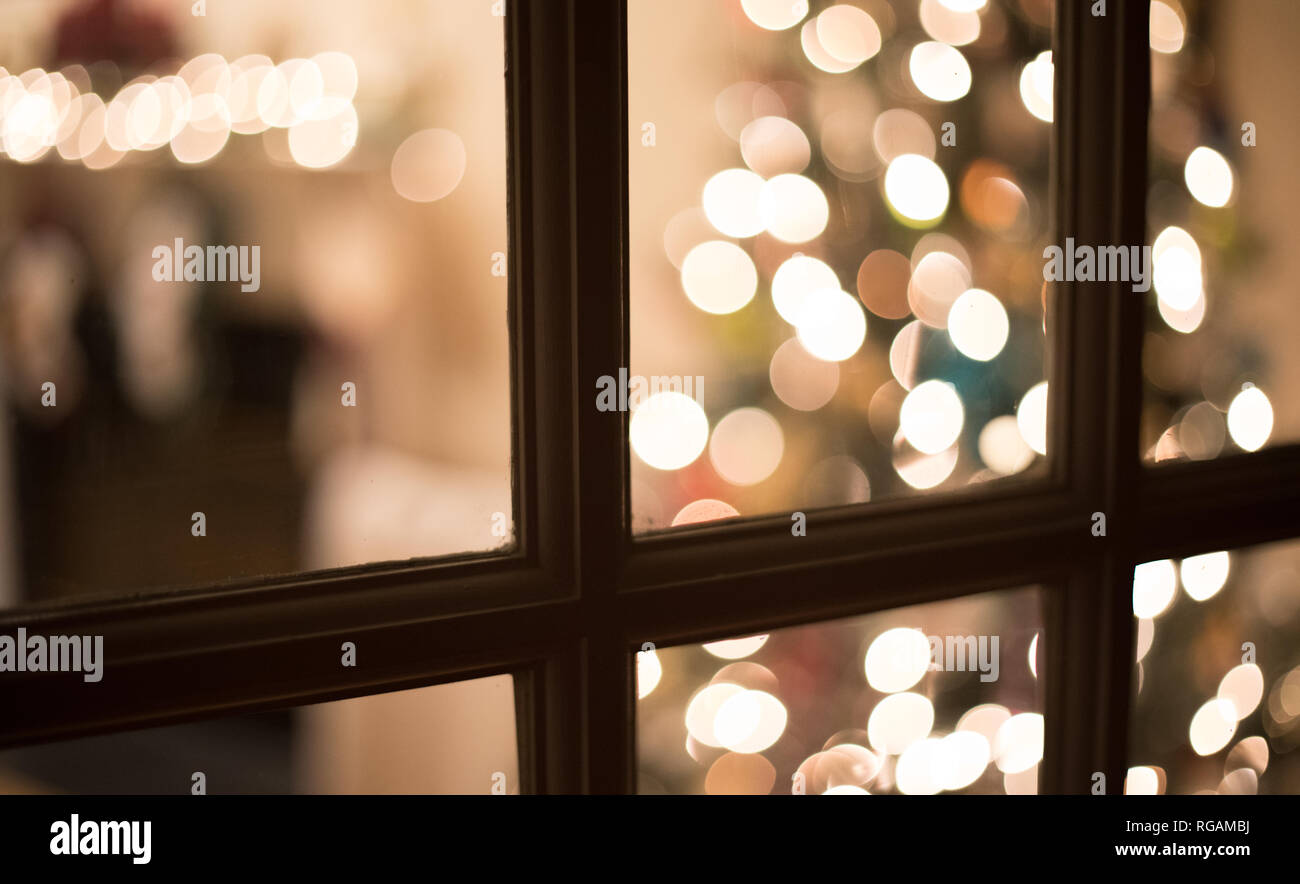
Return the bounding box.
[2,0,1299,794]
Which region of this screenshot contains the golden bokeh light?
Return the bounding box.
[739,116,811,178]
[893,432,959,489]
[769,337,840,411]
[978,415,1035,476]
[1150,0,1187,55]
[856,249,912,320]
[815,5,883,70]
[390,128,467,202]
[671,499,740,526]
[708,407,784,486]
[705,752,778,795]
[800,19,858,74]
[872,107,936,162]
[920,0,981,47]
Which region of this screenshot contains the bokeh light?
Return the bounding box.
[908,42,972,102]
[883,153,949,223]
[1184,146,1233,208]
[629,392,710,470]
[795,288,867,362]
[681,240,758,314]
[709,407,784,485]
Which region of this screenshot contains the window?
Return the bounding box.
[1142,0,1298,460]
[1129,539,1300,794]
[1,0,1298,797]
[0,675,519,794]
[0,0,512,609]
[638,586,1045,794]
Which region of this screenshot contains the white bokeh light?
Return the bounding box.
[795,289,867,362]
[1133,559,1178,619]
[741,0,808,30]
[703,635,769,660]
[1125,766,1161,795]
[900,380,964,455]
[993,713,1044,774]
[1189,698,1237,756]
[896,738,944,795]
[1153,245,1203,312]
[759,173,829,243]
[685,683,745,747]
[868,692,935,755]
[1184,146,1233,208]
[947,289,1009,361]
[908,42,972,102]
[1018,51,1053,123]
[864,628,932,693]
[1016,382,1048,456]
[1227,385,1273,452]
[680,241,758,315]
[702,168,766,238]
[771,254,839,326]
[714,690,787,753]
[636,646,661,699]
[884,153,949,223]
[1217,664,1264,721]
[629,392,709,471]
[1180,551,1230,601]
[935,730,991,791]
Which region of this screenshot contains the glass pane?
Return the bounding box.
[0,674,519,794]
[627,0,1053,533]
[0,0,511,609]
[636,586,1044,794]
[1129,540,1300,794]
[1142,0,1298,461]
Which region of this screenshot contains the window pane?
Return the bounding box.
[0,674,519,794]
[0,0,511,609]
[1142,0,1298,461]
[636,586,1044,794]
[627,0,1053,533]
[1129,540,1300,794]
